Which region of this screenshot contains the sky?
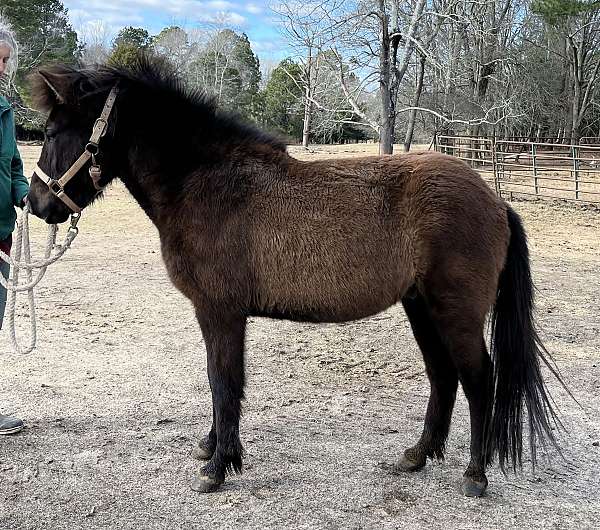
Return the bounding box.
[62,0,290,65]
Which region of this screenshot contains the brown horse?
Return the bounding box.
[26,58,561,497]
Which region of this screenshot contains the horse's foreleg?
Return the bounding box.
[191,310,246,493]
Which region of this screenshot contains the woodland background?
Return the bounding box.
[2,0,600,154]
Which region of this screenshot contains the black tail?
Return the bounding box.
[487,206,565,472]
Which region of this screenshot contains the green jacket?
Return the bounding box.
[0,96,29,241]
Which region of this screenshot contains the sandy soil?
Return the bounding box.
[0,144,598,529]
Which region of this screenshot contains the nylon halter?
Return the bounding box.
[34,85,120,214]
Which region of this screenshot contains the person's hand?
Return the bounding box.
[20,196,28,208]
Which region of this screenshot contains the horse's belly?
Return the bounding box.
[254,264,413,323]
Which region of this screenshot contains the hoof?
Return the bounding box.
[191,437,215,461]
[393,451,426,473]
[190,472,224,493]
[461,475,488,497]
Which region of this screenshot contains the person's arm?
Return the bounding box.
[11,137,29,209]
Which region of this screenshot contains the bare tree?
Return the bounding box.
[152,26,193,73]
[313,0,517,152]
[188,26,239,104]
[76,20,111,66]
[403,51,426,150]
[273,0,341,146]
[566,15,600,142]
[399,0,528,143]
[313,0,428,153]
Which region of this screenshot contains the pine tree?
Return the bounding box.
[533,0,600,24]
[109,27,152,68]
[2,0,80,132]
[3,0,79,77]
[260,59,304,140]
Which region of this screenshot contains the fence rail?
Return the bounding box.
[433,135,600,204]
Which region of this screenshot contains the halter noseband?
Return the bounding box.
[34,85,120,214]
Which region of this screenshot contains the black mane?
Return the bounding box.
[31,54,287,153]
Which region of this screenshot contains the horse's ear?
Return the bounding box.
[38,69,69,105]
[29,67,86,111]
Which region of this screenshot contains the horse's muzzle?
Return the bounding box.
[26,194,70,224]
[27,176,71,225]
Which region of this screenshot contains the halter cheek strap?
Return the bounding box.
[35,154,89,213]
[34,85,120,214]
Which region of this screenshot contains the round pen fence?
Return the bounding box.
[434,135,600,204]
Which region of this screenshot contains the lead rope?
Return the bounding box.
[0,204,80,354]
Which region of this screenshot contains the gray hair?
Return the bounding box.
[0,15,18,82]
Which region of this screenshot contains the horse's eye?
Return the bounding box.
[45,128,57,140]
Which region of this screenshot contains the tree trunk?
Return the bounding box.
[302,47,314,148]
[380,65,394,155]
[571,107,581,144]
[302,87,312,148]
[380,116,394,154]
[404,54,426,152]
[570,36,581,144]
[379,0,394,155]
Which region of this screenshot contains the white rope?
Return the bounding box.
[1,203,79,354]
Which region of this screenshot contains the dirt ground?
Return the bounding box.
[0,144,599,529]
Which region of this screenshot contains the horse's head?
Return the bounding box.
[27,66,120,224]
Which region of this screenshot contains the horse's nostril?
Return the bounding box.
[26,193,50,221]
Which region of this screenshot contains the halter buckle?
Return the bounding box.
[93,118,108,138]
[48,180,64,196]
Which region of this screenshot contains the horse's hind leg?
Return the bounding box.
[191,309,246,493]
[191,404,216,461]
[455,337,493,497]
[395,293,458,472]
[425,292,493,497]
